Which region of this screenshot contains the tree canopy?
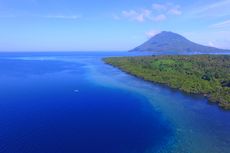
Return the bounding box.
[104,55,230,109]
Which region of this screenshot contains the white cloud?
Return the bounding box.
[145,30,160,38]
[118,2,182,22]
[112,14,120,20]
[211,20,230,28]
[152,14,167,21]
[193,0,230,18]
[122,9,151,22]
[0,15,17,18]
[196,0,230,13]
[152,3,167,11]
[168,7,182,15]
[153,3,182,16]
[0,14,82,20]
[183,30,230,49]
[44,15,81,20]
[208,41,215,47]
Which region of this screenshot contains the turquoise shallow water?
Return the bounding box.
[0,52,230,153]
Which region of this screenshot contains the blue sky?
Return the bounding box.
[0,0,230,51]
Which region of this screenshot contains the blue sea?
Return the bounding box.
[0,52,230,153]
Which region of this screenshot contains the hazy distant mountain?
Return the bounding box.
[131,31,230,53]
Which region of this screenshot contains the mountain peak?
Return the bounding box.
[153,31,187,40]
[131,31,229,53]
[156,31,180,36]
[159,31,175,34]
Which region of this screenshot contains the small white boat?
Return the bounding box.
[74,90,79,93]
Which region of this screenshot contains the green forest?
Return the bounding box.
[104,55,230,109]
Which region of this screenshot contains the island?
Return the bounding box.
[104,55,230,109]
[130,31,230,53]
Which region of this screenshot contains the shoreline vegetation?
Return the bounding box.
[103,55,230,110]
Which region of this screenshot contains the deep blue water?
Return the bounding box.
[0,52,230,153]
[0,52,171,153]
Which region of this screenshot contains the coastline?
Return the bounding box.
[103,55,230,110]
[104,60,209,98]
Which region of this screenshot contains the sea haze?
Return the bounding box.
[0,52,171,153]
